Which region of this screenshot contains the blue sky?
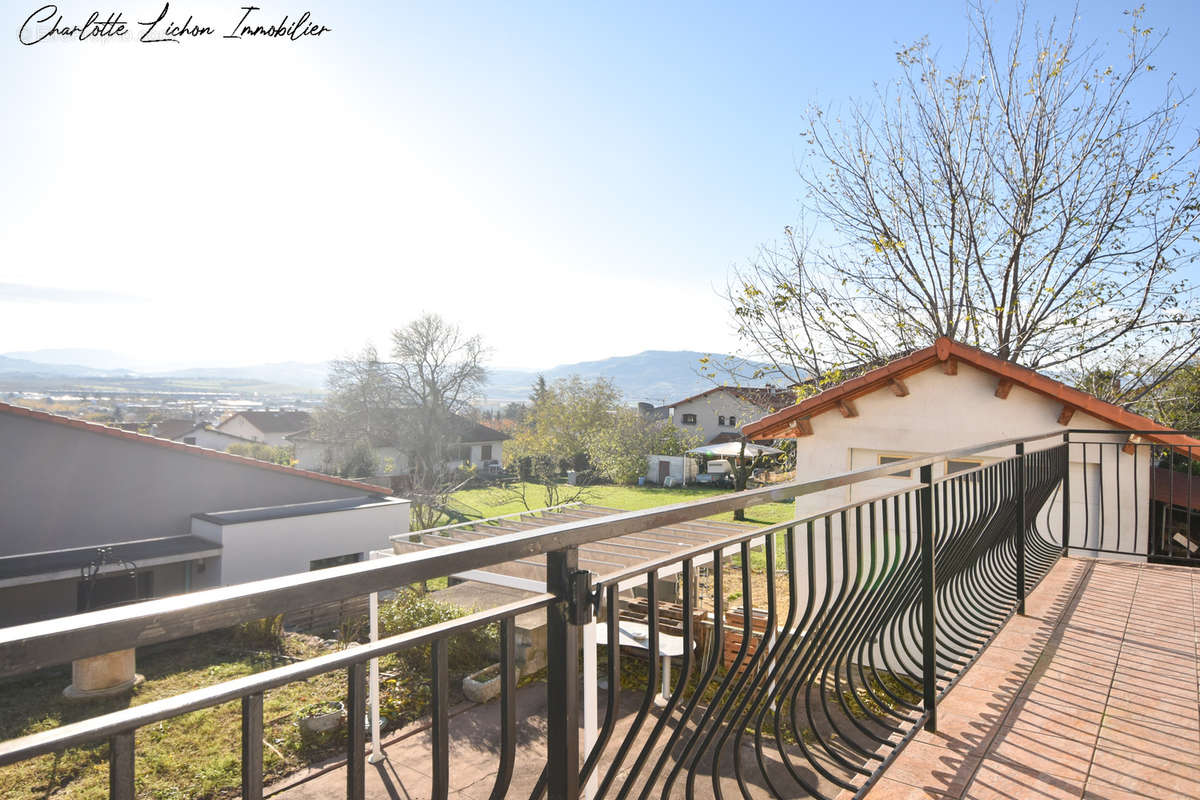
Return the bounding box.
[2,0,1198,369]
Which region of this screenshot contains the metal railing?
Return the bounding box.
[1060,430,1200,563]
[0,430,1078,799]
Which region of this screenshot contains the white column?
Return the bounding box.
[583,618,598,800]
[368,591,384,764]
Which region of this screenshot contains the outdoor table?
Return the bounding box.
[596,619,685,707]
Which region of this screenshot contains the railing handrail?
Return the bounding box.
[0,429,1065,678]
[398,501,584,540]
[0,594,553,766]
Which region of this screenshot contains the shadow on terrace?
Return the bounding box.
[1,429,1198,799]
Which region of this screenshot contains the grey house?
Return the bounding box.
[0,402,409,627]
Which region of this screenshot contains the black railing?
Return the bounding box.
[1061,430,1200,564]
[0,431,1076,799]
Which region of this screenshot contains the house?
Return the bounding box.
[0,402,409,627]
[290,414,509,479]
[149,419,255,451]
[742,336,1200,558]
[641,386,794,484]
[658,386,795,446]
[216,410,312,447]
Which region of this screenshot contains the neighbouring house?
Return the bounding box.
[656,386,795,446]
[216,410,312,447]
[290,414,509,481]
[742,336,1200,559]
[0,402,409,627]
[152,420,256,451]
[642,386,794,484]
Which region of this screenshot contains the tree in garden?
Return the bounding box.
[586,408,701,485]
[725,2,1200,404]
[506,375,623,474]
[313,313,489,528]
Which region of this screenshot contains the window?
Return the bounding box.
[729,416,736,426]
[718,415,727,426]
[309,553,363,571]
[681,413,698,425]
[481,445,492,461]
[946,459,983,475]
[878,454,913,478]
[183,436,196,445]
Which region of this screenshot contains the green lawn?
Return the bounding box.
[446,481,797,528]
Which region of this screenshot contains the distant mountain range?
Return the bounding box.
[0,349,776,404]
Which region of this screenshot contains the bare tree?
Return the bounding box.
[726,2,1200,403]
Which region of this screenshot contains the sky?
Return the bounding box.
[2,0,1199,370]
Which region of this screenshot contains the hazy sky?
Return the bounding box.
[3,0,1198,369]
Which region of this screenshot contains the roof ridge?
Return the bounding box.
[0,402,384,494]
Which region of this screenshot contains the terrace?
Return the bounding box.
[1,429,1198,799]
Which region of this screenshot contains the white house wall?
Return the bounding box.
[789,362,1145,559]
[671,392,766,444]
[191,501,411,586]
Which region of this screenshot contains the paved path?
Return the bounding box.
[866,558,1200,800]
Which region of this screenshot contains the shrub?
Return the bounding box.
[377,589,497,675]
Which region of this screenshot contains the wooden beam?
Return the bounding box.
[889,378,909,397]
[995,378,1014,399]
[789,417,813,437]
[1057,405,1076,426]
[837,399,858,418]
[1123,434,1142,456]
[942,358,957,375]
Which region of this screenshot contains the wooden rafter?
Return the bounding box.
[1057,405,1076,426]
[942,358,958,375]
[837,399,858,418]
[789,417,814,437]
[889,378,909,397]
[995,378,1014,399]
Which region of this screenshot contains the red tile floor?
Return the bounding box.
[864,558,1200,800]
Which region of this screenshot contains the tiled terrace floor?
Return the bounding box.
[867,557,1200,800]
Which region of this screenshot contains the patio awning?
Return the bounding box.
[686,441,784,458]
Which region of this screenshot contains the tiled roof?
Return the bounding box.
[742,337,1200,448]
[0,402,384,494]
[221,410,312,434]
[668,386,795,412]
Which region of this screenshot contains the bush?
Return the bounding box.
[377,589,498,675]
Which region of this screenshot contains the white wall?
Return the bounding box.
[670,391,766,444]
[191,499,411,586]
[644,454,699,484]
[182,428,250,452]
[788,362,1145,557]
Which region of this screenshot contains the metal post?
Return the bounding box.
[1016,443,1027,616]
[368,591,383,764]
[918,463,938,732]
[109,731,135,800]
[546,547,581,800]
[241,693,264,800]
[431,639,449,800]
[582,617,598,800]
[1061,434,1070,555]
[347,661,367,800]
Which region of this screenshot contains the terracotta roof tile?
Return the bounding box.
[741,337,1200,448]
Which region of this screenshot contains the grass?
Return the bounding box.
[0,633,349,800]
[444,482,797,529]
[0,619,488,800]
